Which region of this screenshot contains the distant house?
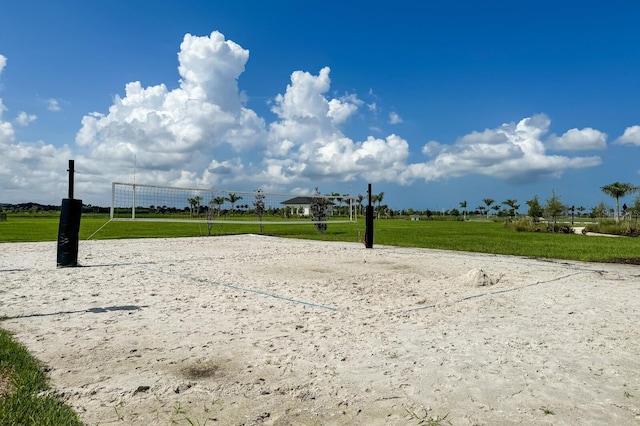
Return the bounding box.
[281,196,335,217]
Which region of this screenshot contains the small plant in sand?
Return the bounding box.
[113,404,124,421]
[403,405,451,425]
[540,406,555,415]
[310,187,329,234]
[254,188,266,234]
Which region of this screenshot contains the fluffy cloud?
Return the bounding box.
[72,34,410,198]
[615,125,640,146]
[75,31,267,191]
[547,127,607,150]
[0,61,14,148]
[15,111,37,126]
[403,114,601,183]
[266,67,409,184]
[0,35,614,205]
[0,107,71,201]
[0,55,73,202]
[0,100,15,146]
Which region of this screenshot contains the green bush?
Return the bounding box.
[584,221,640,237]
[503,217,553,233]
[504,218,573,234]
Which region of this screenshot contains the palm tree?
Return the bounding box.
[330,192,346,216]
[194,196,203,217]
[502,199,519,217]
[187,198,196,216]
[376,192,384,219]
[226,193,243,216]
[341,193,350,216]
[600,182,638,222]
[212,196,226,216]
[371,194,379,218]
[356,194,364,217]
[459,200,467,220]
[187,196,202,217]
[482,198,494,218]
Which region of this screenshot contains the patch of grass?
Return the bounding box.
[0,329,82,425]
[403,405,451,425]
[370,219,639,262]
[2,214,640,263]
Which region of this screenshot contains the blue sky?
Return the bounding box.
[1,1,639,212]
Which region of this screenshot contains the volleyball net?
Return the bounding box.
[110,182,357,225]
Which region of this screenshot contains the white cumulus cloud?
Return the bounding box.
[265,68,409,185]
[0,36,617,205]
[0,100,16,146]
[0,100,72,201]
[402,114,602,183]
[547,127,607,150]
[75,31,267,191]
[615,125,640,146]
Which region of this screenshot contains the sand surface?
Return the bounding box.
[1,235,639,425]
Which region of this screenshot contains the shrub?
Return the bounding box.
[505,218,572,234]
[584,221,640,237]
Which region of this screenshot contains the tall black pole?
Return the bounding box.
[68,159,75,199]
[365,183,374,248]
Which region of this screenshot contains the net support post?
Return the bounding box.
[57,160,82,267]
[365,183,374,248]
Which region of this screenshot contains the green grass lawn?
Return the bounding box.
[1,213,638,263]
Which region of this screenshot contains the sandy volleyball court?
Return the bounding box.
[1,235,639,425]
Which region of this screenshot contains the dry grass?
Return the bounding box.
[0,369,13,397]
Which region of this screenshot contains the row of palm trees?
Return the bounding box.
[455,181,639,223]
[184,181,638,222]
[187,193,245,217]
[459,198,520,219]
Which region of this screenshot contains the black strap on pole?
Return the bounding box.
[365,183,374,248]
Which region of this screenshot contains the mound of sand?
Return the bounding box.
[460,267,500,287]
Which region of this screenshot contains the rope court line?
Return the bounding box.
[400,271,588,314]
[98,256,340,312]
[85,225,340,311]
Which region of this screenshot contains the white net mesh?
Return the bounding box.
[111,182,357,224]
